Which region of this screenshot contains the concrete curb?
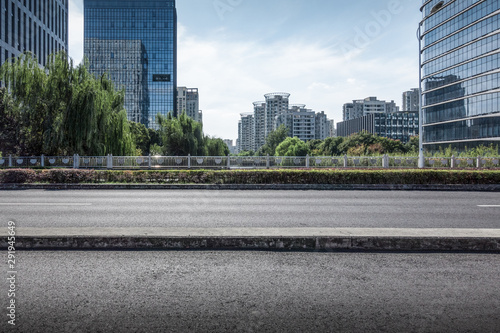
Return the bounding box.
[1,183,500,191]
[3,228,500,252]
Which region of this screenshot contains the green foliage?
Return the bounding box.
[275,137,310,157]
[3,169,500,185]
[157,111,206,156]
[0,52,135,156]
[156,111,228,156]
[237,150,255,157]
[129,121,151,156]
[432,144,500,158]
[257,125,289,156]
[318,137,345,156]
[206,137,230,156]
[0,87,21,154]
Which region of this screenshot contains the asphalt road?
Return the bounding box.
[1,190,499,228]
[2,251,499,333]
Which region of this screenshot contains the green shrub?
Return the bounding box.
[1,169,499,185]
[0,169,38,183]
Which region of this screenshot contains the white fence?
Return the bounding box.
[1,154,499,169]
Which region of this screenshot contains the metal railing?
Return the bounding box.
[0,154,499,170]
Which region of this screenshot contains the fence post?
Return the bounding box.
[188,154,191,169]
[306,155,310,168]
[227,155,231,169]
[450,155,455,169]
[477,156,481,169]
[41,154,45,167]
[148,154,152,169]
[8,155,12,167]
[343,155,348,168]
[266,154,270,169]
[73,154,80,169]
[382,155,389,169]
[107,154,113,169]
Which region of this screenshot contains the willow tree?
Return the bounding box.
[157,111,206,156]
[0,52,135,156]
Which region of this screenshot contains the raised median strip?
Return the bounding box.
[2,183,500,191]
[2,228,499,252]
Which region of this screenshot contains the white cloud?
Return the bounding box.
[178,25,418,140]
[66,4,419,141]
[68,0,84,64]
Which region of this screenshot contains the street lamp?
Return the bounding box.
[417,22,425,169]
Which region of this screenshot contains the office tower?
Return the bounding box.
[84,0,177,129]
[0,0,68,67]
[337,111,419,143]
[420,0,500,150]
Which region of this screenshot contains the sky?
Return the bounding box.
[68,0,423,142]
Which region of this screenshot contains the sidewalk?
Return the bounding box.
[3,228,499,252]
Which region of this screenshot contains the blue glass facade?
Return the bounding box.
[84,0,177,129]
[420,0,500,150]
[0,0,68,67]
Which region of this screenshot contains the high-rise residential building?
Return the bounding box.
[265,93,290,137]
[337,111,419,143]
[223,139,237,155]
[238,113,255,153]
[0,0,68,68]
[402,88,420,112]
[239,93,333,151]
[315,111,331,140]
[343,97,399,121]
[276,105,316,142]
[84,0,177,129]
[253,101,266,150]
[420,0,500,151]
[329,120,336,137]
[177,87,202,123]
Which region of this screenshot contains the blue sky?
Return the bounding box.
[69,0,422,141]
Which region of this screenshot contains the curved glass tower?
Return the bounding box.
[84,0,177,129]
[420,0,500,151]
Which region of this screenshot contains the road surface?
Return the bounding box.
[2,251,499,332]
[1,190,499,228]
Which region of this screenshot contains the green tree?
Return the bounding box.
[404,136,419,155]
[307,139,324,156]
[0,87,22,155]
[257,125,289,156]
[338,131,378,155]
[319,137,345,156]
[275,137,310,157]
[206,137,230,156]
[157,111,206,156]
[129,121,151,155]
[0,52,135,156]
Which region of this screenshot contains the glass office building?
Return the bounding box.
[84,0,177,128]
[420,0,500,151]
[0,0,68,67]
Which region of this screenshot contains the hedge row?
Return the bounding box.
[1,169,500,185]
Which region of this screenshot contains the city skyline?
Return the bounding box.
[68,0,422,140]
